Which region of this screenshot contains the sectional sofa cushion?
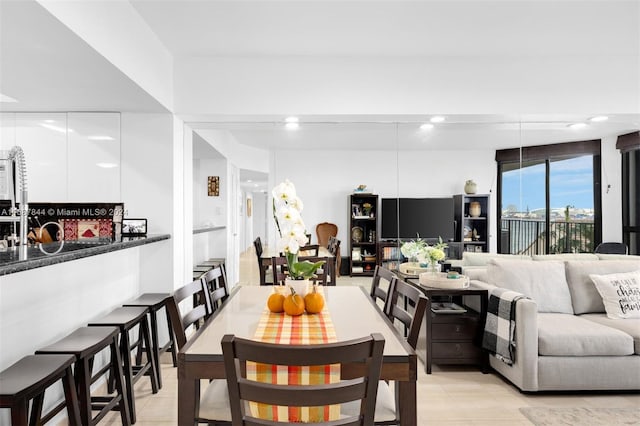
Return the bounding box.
[565,260,640,315]
[589,270,640,319]
[462,252,531,266]
[596,254,640,261]
[538,313,634,356]
[486,259,573,313]
[581,314,640,354]
[532,253,599,261]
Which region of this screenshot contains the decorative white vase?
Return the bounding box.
[464,180,477,194]
[285,278,310,297]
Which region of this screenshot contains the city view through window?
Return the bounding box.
[501,155,595,254]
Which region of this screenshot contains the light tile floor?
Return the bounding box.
[83,248,640,425]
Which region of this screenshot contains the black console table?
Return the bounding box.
[403,275,488,374]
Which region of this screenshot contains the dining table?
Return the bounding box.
[259,246,336,285]
[177,285,417,425]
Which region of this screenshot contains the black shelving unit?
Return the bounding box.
[454,194,490,255]
[349,193,378,276]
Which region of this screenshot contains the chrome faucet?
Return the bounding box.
[1,146,28,249]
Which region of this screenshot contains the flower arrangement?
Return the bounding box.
[401,235,448,271]
[272,179,324,280]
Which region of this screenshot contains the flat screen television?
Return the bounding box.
[381,197,454,241]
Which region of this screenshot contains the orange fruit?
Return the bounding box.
[267,292,285,313]
[283,288,306,316]
[304,286,325,314]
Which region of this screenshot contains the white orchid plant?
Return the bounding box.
[272,179,325,280]
[401,235,448,269]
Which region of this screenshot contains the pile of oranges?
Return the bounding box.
[268,286,325,316]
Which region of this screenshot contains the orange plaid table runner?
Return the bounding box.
[247,307,340,422]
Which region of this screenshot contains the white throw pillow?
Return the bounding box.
[486,258,574,314]
[589,270,640,319]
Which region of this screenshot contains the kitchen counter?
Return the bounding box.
[0,234,170,276]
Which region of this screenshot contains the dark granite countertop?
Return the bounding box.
[0,234,171,276]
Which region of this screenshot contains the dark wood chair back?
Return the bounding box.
[299,244,320,256]
[370,266,396,311]
[201,265,229,313]
[221,333,385,426]
[594,242,628,254]
[164,278,210,349]
[316,222,338,249]
[386,278,428,349]
[271,256,289,285]
[327,236,342,278]
[297,255,329,286]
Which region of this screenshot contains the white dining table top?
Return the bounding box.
[184,285,412,359]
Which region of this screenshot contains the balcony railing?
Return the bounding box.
[500,218,595,255]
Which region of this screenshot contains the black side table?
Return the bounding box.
[406,278,488,374]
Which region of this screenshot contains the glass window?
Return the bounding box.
[497,141,601,254]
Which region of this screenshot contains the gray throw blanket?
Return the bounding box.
[482,287,527,365]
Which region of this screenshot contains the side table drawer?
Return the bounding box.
[431,319,478,340]
[432,342,481,359]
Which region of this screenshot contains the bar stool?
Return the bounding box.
[35,326,130,426]
[88,307,158,424]
[123,293,177,388]
[198,258,226,281]
[0,354,81,425]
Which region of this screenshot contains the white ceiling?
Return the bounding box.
[0,0,167,113]
[0,1,638,155]
[129,0,636,57]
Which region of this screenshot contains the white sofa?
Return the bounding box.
[458,253,640,391]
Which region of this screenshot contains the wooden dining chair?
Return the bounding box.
[201,265,229,314]
[164,279,232,424]
[346,277,428,425]
[316,222,338,248]
[385,278,428,351]
[299,243,320,256]
[298,255,330,286]
[254,237,273,285]
[221,333,385,426]
[370,265,396,311]
[165,278,211,349]
[328,236,342,277]
[270,256,288,285]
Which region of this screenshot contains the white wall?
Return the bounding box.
[192,158,228,267]
[601,135,623,242]
[37,0,174,111]
[193,158,227,228]
[175,55,640,116]
[121,112,174,292]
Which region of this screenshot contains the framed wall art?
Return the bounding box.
[208,176,220,196]
[122,218,147,235]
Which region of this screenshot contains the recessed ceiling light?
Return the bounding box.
[44,119,55,123]
[430,116,445,123]
[247,179,253,183]
[420,123,434,131]
[568,122,588,130]
[96,162,118,168]
[284,116,299,130]
[589,115,609,122]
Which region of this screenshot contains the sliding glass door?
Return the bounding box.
[497,140,601,255]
